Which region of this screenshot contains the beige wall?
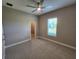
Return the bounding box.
[39,4,76,47]
[3,6,38,46]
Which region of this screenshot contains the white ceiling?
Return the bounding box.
[2,0,76,15]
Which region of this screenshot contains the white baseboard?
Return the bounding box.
[37,36,76,50]
[5,39,31,48]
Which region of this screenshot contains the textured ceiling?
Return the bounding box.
[2,0,76,15]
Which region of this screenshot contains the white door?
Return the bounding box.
[2,28,5,59]
[2,39,5,59]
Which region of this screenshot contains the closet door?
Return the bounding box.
[2,27,5,59]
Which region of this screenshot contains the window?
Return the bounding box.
[48,17,57,37]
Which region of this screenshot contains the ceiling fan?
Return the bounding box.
[26,0,45,13]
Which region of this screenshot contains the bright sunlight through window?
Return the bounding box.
[48,17,57,37]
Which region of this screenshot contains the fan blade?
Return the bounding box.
[32,9,37,12]
[40,0,44,4]
[26,5,36,8]
[41,6,45,9]
[32,0,38,3]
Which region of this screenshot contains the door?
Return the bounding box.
[2,28,5,59]
[31,22,36,39]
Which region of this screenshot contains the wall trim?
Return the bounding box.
[37,36,76,50]
[5,39,31,48]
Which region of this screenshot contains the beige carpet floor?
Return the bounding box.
[5,39,76,59]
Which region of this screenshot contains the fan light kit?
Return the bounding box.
[37,7,41,11]
[26,0,45,13]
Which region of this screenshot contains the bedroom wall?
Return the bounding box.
[2,6,38,46]
[38,4,76,47]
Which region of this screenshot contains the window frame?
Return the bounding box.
[47,17,58,37]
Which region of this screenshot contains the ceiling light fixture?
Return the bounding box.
[26,0,45,13]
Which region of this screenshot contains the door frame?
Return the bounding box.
[30,21,36,40]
